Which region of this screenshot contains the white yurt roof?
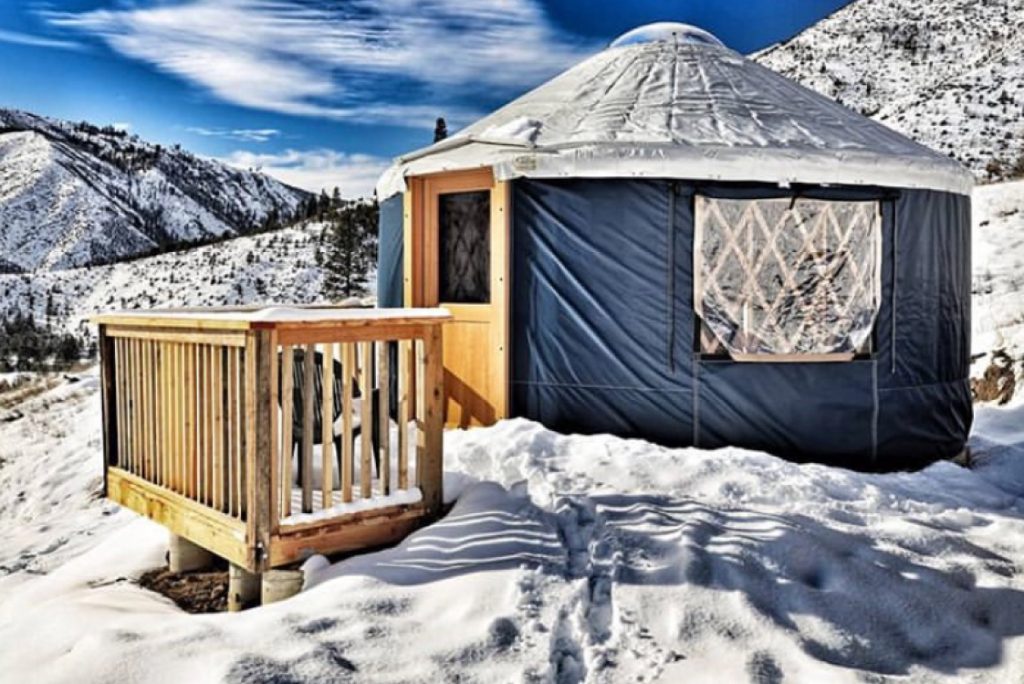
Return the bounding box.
[376,23,972,199]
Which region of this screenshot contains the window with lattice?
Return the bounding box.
[439,190,490,303]
[694,196,881,361]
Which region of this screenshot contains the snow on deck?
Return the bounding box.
[97,305,451,325]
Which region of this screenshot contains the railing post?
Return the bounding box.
[420,323,445,516]
[98,324,118,497]
[249,329,276,572]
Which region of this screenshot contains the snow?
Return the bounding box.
[972,179,1024,376]
[378,37,971,199]
[0,183,1021,680]
[755,0,1024,180]
[0,108,306,272]
[3,366,1024,681]
[0,221,360,342]
[102,306,450,324]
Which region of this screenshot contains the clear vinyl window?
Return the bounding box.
[694,196,881,361]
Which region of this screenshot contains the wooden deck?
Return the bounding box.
[94,305,450,573]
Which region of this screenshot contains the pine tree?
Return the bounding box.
[318,189,331,219]
[322,200,378,299]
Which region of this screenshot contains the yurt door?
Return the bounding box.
[408,169,509,427]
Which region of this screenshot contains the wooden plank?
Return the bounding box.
[321,343,334,509]
[136,339,145,481]
[420,325,445,516]
[270,504,427,568]
[403,181,416,308]
[268,331,279,536]
[244,334,258,552]
[103,326,248,348]
[175,343,184,494]
[153,342,161,487]
[159,342,169,491]
[107,467,251,570]
[280,345,294,518]
[415,339,426,496]
[341,343,354,503]
[378,340,391,495]
[114,337,126,470]
[275,323,432,347]
[491,179,511,420]
[185,344,197,500]
[253,330,275,571]
[230,347,240,517]
[146,340,156,483]
[202,345,212,505]
[301,343,315,513]
[130,339,139,476]
[98,326,118,496]
[113,336,125,470]
[239,344,249,520]
[397,339,411,490]
[360,341,373,499]
[212,346,224,512]
[93,315,253,331]
[167,343,178,493]
[227,347,238,517]
[222,347,231,511]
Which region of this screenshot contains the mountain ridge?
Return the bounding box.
[0,107,308,272]
[755,0,1024,180]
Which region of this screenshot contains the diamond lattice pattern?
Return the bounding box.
[695,196,881,358]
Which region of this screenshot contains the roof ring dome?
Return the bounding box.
[610,22,725,49]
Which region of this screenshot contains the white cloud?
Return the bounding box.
[111,122,131,132]
[187,126,281,142]
[0,28,83,51]
[47,0,598,127]
[222,148,389,198]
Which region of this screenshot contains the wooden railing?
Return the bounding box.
[95,306,450,572]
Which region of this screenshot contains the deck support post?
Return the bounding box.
[228,563,261,611]
[168,533,214,573]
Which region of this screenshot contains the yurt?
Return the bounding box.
[375,23,973,469]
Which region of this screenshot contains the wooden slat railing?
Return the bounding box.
[96,306,450,572]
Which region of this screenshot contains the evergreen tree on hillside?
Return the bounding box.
[322,199,379,299]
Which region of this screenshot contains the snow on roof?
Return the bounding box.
[377,25,972,198]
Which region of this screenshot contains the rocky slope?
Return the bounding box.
[0,108,308,272]
[756,0,1024,180]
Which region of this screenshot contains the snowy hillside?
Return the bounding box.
[756,0,1024,179]
[0,220,374,342]
[973,179,1024,380]
[0,109,307,272]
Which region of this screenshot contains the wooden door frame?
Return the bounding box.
[403,167,510,424]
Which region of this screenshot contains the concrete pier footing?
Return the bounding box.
[168,534,215,573]
[262,569,305,605]
[228,564,261,612]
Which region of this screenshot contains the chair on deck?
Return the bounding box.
[278,348,382,494]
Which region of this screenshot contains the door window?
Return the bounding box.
[439,190,490,303]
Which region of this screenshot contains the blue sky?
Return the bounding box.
[0,1,851,196]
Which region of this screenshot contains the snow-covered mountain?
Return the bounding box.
[756,0,1024,180]
[0,108,308,272]
[0,220,374,343]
